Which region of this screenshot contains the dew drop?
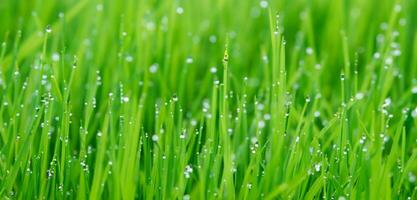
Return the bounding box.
[411,86,417,94]
[176,7,184,15]
[45,25,52,33]
[149,63,159,73]
[260,0,268,8]
[306,47,313,55]
[340,73,345,81]
[210,67,217,73]
[52,52,60,62]
[172,94,178,102]
[152,134,159,142]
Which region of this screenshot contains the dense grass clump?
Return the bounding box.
[1,0,417,199]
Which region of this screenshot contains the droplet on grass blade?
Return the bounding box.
[411,108,417,118]
[152,134,159,142]
[394,4,402,12]
[260,0,268,8]
[306,47,313,55]
[355,92,364,100]
[385,57,393,65]
[392,49,401,57]
[399,18,406,26]
[314,163,321,172]
[121,96,129,103]
[373,52,381,59]
[209,35,217,43]
[183,194,190,200]
[210,67,217,73]
[176,7,184,15]
[52,53,60,62]
[125,55,133,62]
[340,73,345,81]
[186,57,193,64]
[411,86,417,94]
[96,4,104,11]
[247,183,253,190]
[184,165,193,178]
[408,172,416,183]
[274,13,280,35]
[172,94,178,102]
[45,25,52,33]
[338,196,347,200]
[149,63,158,73]
[258,120,265,128]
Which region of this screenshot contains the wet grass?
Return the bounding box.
[1,0,417,199]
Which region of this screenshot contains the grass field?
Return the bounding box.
[1,0,417,199]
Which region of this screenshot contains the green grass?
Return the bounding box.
[1,0,417,199]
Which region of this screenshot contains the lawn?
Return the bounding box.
[1,0,417,199]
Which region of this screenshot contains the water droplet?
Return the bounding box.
[340,73,345,81]
[338,196,347,200]
[152,134,159,142]
[385,57,393,65]
[409,172,416,183]
[52,52,60,62]
[125,55,133,62]
[355,92,364,100]
[183,194,191,200]
[96,4,103,11]
[184,165,193,178]
[209,35,217,43]
[149,63,158,73]
[392,49,401,57]
[172,94,178,102]
[373,52,381,59]
[306,47,313,55]
[411,86,417,94]
[394,4,402,12]
[411,108,417,118]
[314,163,321,172]
[210,67,217,73]
[383,98,392,107]
[258,120,266,128]
[260,0,268,8]
[45,25,52,33]
[399,18,407,26]
[186,57,193,64]
[121,96,129,103]
[247,183,253,190]
[176,7,184,15]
